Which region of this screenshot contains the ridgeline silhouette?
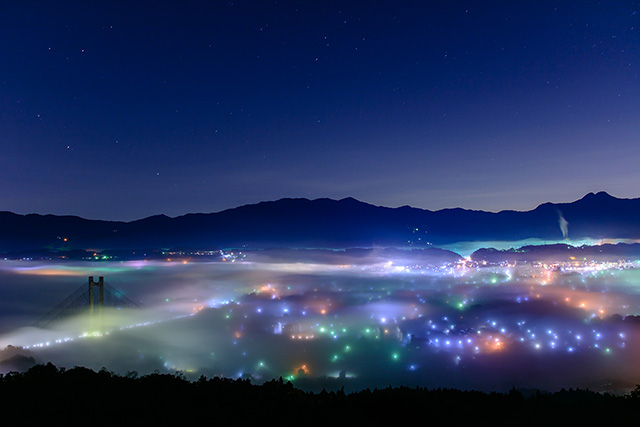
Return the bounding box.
[2,192,639,251]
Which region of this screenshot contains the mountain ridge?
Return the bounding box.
[2,192,639,251]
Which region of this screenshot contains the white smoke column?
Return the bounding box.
[558,210,569,239]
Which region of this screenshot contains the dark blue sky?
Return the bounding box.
[2,1,639,220]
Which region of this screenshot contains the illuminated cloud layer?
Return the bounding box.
[2,257,640,392]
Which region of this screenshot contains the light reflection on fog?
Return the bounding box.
[2,259,640,392]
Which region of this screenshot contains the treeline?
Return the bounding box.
[2,363,640,425]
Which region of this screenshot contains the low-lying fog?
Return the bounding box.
[2,257,640,393]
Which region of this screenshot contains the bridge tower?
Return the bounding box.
[33,276,141,328]
[88,276,104,315]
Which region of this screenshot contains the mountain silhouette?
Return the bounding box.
[1,192,639,251]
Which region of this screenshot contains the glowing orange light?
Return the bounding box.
[15,268,86,276]
[258,284,280,299]
[295,364,310,375]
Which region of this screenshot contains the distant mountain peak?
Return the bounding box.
[579,191,614,202]
[338,196,360,203]
[533,191,617,211]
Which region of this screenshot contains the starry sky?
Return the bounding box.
[2,1,640,220]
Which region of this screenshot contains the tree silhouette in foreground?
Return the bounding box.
[1,363,640,425]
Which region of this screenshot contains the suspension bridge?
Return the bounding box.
[33,276,141,328]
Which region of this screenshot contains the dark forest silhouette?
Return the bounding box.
[2,363,640,424]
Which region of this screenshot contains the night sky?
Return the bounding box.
[2,1,639,220]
